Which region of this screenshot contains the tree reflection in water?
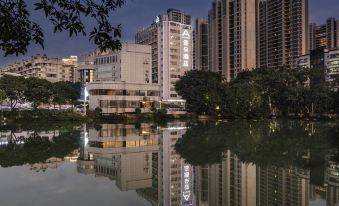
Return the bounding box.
[0,121,339,206]
[176,120,339,169]
[0,123,81,169]
[174,120,339,206]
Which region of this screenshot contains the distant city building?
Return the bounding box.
[86,43,161,114]
[0,54,78,82]
[77,51,97,84]
[135,8,193,102]
[324,48,339,89]
[295,48,326,70]
[295,47,339,90]
[193,18,209,71]
[208,0,257,82]
[295,54,311,69]
[257,0,309,68]
[309,17,339,51]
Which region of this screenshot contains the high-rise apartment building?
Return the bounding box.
[257,0,309,68]
[309,24,327,50]
[309,17,339,50]
[326,18,339,49]
[208,0,256,81]
[193,18,209,71]
[135,9,193,101]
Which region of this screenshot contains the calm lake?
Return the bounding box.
[0,120,338,206]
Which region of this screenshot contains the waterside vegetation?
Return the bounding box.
[175,68,339,119]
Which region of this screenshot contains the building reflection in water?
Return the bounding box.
[195,151,256,206]
[76,123,339,206]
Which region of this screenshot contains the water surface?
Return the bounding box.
[0,121,338,206]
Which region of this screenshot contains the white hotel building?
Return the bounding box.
[135,9,193,109]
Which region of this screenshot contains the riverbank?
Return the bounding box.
[2,109,337,127]
[1,109,195,125]
[2,110,88,123]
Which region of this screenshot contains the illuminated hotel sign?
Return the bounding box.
[181,164,193,205]
[182,30,191,68]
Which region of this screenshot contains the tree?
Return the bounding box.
[310,67,326,87]
[52,81,79,108]
[0,89,5,104]
[0,0,125,56]
[175,70,227,116]
[225,82,269,118]
[0,75,26,110]
[24,77,53,109]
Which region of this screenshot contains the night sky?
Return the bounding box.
[1,0,338,67]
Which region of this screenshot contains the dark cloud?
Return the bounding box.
[1,0,338,67]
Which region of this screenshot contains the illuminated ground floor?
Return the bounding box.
[87,82,161,114]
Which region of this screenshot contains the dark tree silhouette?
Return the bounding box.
[0,0,125,56]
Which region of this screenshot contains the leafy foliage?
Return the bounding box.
[52,81,80,107]
[176,68,338,118]
[0,1,44,56]
[0,75,80,110]
[24,77,53,109]
[175,70,227,116]
[0,89,5,103]
[0,0,125,56]
[0,75,27,109]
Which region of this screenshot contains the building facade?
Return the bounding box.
[94,43,152,84]
[257,0,309,68]
[87,43,161,114]
[309,17,339,51]
[193,18,209,71]
[295,48,339,90]
[135,9,193,101]
[324,48,339,90]
[0,54,77,82]
[87,82,161,113]
[208,0,257,81]
[77,51,97,84]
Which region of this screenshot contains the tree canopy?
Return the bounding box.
[0,75,80,110]
[175,70,227,116]
[0,0,125,56]
[176,68,338,118]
